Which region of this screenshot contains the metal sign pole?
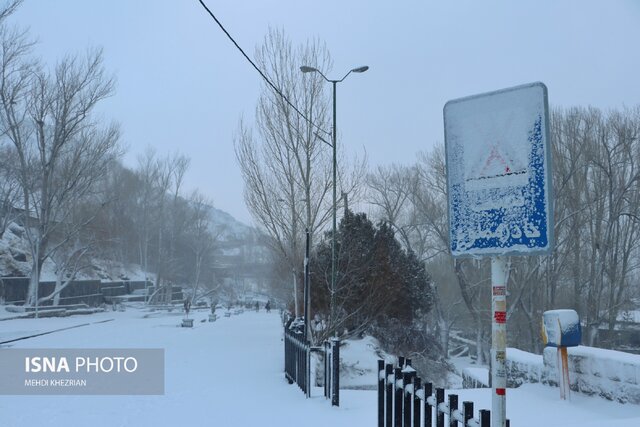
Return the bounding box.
[491,257,508,427]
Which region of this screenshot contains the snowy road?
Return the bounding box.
[1,309,640,426]
[0,309,375,427]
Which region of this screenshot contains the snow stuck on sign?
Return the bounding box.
[444,82,552,257]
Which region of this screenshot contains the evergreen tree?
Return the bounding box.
[310,209,433,338]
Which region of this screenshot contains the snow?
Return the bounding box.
[508,347,544,366]
[1,309,376,426]
[559,344,640,366]
[336,335,386,389]
[618,310,640,323]
[1,308,639,426]
[463,367,489,385]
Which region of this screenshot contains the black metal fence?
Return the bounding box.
[378,358,509,427]
[284,322,310,397]
[284,320,340,406]
[322,337,340,406]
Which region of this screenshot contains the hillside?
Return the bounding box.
[0,206,258,282]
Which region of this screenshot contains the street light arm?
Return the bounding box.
[300,65,331,83]
[337,70,353,83]
[300,65,368,83]
[338,65,369,82]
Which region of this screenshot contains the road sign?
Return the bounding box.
[444,82,553,257]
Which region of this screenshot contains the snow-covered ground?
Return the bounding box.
[1,308,639,427]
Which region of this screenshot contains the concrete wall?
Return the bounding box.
[542,346,640,404]
[501,346,640,404]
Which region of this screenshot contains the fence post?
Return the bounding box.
[413,377,421,427]
[299,337,303,390]
[424,382,433,427]
[386,364,393,427]
[378,360,385,427]
[331,337,340,406]
[306,340,311,397]
[394,367,403,427]
[303,339,308,395]
[285,331,293,384]
[403,367,415,427]
[479,410,490,427]
[463,401,473,426]
[448,394,458,427]
[324,340,329,399]
[436,388,445,427]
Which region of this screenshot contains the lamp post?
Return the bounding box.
[299,65,368,335]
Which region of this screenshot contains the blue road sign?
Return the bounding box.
[444,82,553,257]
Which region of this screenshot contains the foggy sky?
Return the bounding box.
[12,0,640,224]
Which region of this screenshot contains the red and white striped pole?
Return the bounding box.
[491,257,508,427]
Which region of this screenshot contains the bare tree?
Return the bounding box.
[235,28,366,316]
[187,190,226,303]
[133,148,160,281]
[0,0,22,23]
[366,163,416,250]
[0,41,120,305]
[43,241,92,306]
[0,144,19,237]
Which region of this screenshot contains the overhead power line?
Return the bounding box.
[196,0,331,141]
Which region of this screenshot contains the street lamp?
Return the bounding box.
[299,64,368,335]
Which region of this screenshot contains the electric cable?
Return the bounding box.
[196,0,331,141]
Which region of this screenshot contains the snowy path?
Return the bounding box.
[2,309,640,426]
[0,310,375,427]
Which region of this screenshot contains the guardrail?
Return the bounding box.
[378,358,509,427]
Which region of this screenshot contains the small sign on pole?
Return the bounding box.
[542,309,581,400]
[444,82,552,427]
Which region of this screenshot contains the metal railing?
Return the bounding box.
[378,358,510,427]
[284,319,340,406]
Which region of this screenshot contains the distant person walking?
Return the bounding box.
[183,298,191,317]
[265,300,271,313]
[255,301,260,312]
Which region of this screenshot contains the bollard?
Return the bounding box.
[436,388,445,427]
[424,382,433,427]
[331,337,340,406]
[448,394,458,427]
[413,377,421,427]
